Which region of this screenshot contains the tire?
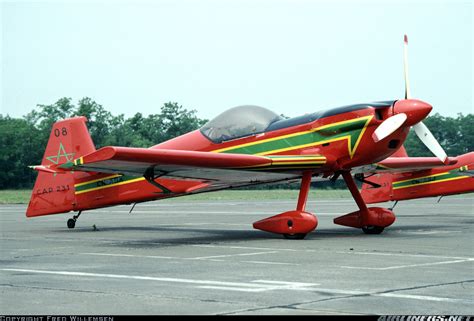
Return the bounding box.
[67,219,76,229]
[362,226,384,234]
[283,233,307,240]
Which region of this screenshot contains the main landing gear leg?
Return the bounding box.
[253,171,318,240]
[334,171,396,234]
[67,211,82,229]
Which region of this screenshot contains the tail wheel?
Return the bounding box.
[362,226,384,234]
[67,218,76,229]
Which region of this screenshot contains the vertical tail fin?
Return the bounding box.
[360,173,394,204]
[26,117,95,217]
[360,145,407,204]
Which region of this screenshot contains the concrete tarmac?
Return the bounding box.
[1,196,473,315]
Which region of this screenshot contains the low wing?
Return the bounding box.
[54,146,329,192]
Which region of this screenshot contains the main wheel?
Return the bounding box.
[283,233,307,240]
[362,225,384,234]
[67,219,76,229]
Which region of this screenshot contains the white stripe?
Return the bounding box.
[2,268,471,302]
[192,244,314,252]
[379,293,471,303]
[198,284,316,293]
[82,252,277,261]
[341,259,474,270]
[83,253,176,260]
[197,286,267,293]
[253,280,318,286]
[398,230,462,235]
[242,261,300,266]
[336,251,473,260]
[0,268,317,293]
[189,251,277,260]
[81,252,298,266]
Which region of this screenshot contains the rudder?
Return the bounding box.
[26,117,95,217]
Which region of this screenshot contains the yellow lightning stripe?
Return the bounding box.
[211,115,373,156]
[271,157,325,162]
[75,177,146,195]
[232,160,326,169]
[394,171,451,185]
[392,176,470,190]
[269,155,325,159]
[74,174,122,188]
[271,161,326,165]
[270,157,326,162]
[250,165,325,171]
[350,117,371,158]
[255,136,346,156]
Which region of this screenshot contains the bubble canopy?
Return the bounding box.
[200,105,283,143]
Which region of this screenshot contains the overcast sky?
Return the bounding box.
[1,0,472,120]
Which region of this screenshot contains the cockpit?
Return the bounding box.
[200,105,283,143]
[200,101,396,144]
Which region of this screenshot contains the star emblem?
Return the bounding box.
[46,142,75,165]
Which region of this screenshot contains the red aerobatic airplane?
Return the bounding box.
[26,36,471,239]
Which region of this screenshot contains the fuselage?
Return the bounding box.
[155,101,409,172]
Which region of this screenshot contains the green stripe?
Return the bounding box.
[75,175,140,192]
[59,161,75,169]
[220,117,370,155]
[393,170,465,188]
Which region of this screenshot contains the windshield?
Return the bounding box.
[200,105,283,143]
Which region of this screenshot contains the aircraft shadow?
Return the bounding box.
[42,222,460,248]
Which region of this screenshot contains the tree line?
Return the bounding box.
[0,98,206,189]
[0,97,472,189]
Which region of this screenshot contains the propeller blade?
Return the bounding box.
[373,113,407,142]
[413,121,448,164]
[398,35,447,163]
[403,34,411,99]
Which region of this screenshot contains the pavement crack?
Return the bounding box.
[374,279,474,295]
[0,283,244,306]
[219,299,362,315]
[297,279,474,307]
[219,304,300,315]
[0,283,108,295]
[220,279,474,315]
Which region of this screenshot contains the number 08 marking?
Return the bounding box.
[54,127,68,137]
